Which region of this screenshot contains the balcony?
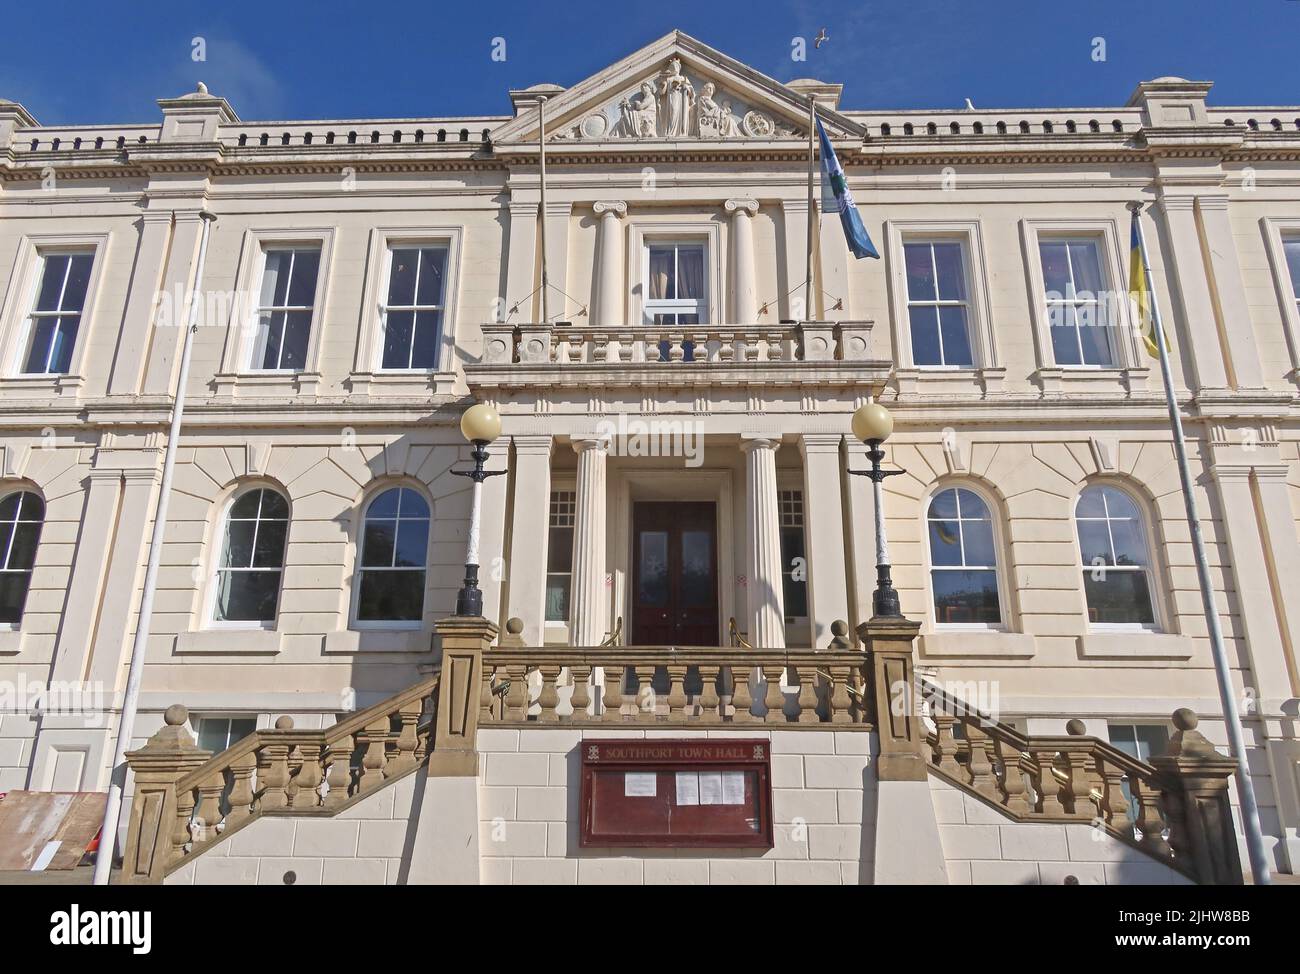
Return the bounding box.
[467,320,890,392]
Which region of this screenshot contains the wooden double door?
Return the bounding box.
[631,501,719,646]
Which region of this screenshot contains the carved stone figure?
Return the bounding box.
[697,82,740,138]
[658,57,695,137]
[618,81,659,138]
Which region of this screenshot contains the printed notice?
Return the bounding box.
[721,770,746,805]
[699,771,724,805]
[624,772,657,798]
[675,771,700,806]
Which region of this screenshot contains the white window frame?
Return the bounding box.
[0,233,109,389]
[627,221,721,327]
[217,227,335,383]
[1073,482,1162,633]
[641,239,709,325]
[886,221,997,371]
[1261,218,1300,379]
[921,483,1010,632]
[376,244,452,371]
[776,482,809,626]
[544,489,576,625]
[1019,217,1142,372]
[204,485,289,631]
[0,488,44,632]
[355,227,464,379]
[350,483,432,631]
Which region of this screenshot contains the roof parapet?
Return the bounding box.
[1126,76,1213,128]
[157,82,240,142]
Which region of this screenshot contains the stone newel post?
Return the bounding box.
[1152,708,1246,885]
[429,616,495,777]
[857,617,927,781]
[121,704,212,884]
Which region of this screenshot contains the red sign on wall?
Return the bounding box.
[579,738,773,848]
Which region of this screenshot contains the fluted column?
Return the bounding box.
[742,436,786,648]
[725,198,759,323]
[592,200,627,327]
[570,436,610,646]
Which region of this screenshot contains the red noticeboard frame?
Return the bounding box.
[579,738,773,849]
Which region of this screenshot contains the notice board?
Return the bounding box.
[579,738,773,848]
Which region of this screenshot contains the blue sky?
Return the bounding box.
[2,1,1294,124]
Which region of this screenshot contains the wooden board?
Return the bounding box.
[0,791,106,870]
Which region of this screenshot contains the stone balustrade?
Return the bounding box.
[921,677,1243,885]
[480,646,870,726]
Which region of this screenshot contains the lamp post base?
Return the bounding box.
[872,563,901,619]
[455,564,483,618]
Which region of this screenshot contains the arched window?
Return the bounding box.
[356,487,429,624]
[0,491,44,625]
[927,487,1001,625]
[1075,484,1156,627]
[213,488,289,624]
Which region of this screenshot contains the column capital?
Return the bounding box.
[724,197,759,216]
[798,433,844,455]
[740,434,781,453]
[544,200,574,218]
[593,199,627,217]
[511,433,554,456]
[573,434,611,454]
[1156,194,1198,212]
[508,200,539,217]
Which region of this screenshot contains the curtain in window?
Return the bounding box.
[677,246,704,300]
[649,248,672,300]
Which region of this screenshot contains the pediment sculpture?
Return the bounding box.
[552,57,800,142]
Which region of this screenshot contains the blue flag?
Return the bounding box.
[817,117,878,259]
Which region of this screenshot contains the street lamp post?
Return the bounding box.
[849,399,906,619]
[453,403,504,617]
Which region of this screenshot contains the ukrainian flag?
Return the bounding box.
[1129,210,1168,358]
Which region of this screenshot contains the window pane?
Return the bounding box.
[415,248,447,306]
[279,311,312,370]
[215,570,281,622]
[251,520,287,569]
[387,249,419,305]
[1101,486,1140,520]
[546,526,573,573]
[637,531,669,606]
[361,521,396,567]
[904,243,936,301]
[6,522,39,571]
[383,310,415,368]
[1078,308,1114,366]
[260,251,292,306]
[357,569,424,621]
[648,247,673,300]
[1068,241,1103,294]
[368,489,401,518]
[229,491,262,519]
[36,255,70,312]
[1039,242,1070,295]
[0,573,32,625]
[410,310,441,369]
[222,521,256,569]
[22,318,58,373]
[1084,571,1155,625]
[929,488,958,520]
[286,250,320,307]
[676,246,704,300]
[545,575,571,622]
[1077,522,1114,566]
[257,312,285,369]
[782,573,808,618]
[938,306,973,365]
[0,523,11,565]
[962,519,996,567]
[0,494,19,520]
[680,530,712,607]
[397,489,429,518]
[1049,305,1082,365]
[394,518,429,568]
[929,520,963,566]
[909,305,942,365]
[259,491,289,520]
[1076,487,1106,518]
[1108,518,1147,567]
[932,570,1001,624]
[45,317,80,374]
[932,242,966,301]
[61,254,94,312]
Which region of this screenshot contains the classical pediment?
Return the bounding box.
[491,30,864,147]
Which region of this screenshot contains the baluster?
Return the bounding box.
[480,665,498,722]
[294,742,324,808]
[325,734,355,806]
[643,332,661,362]
[391,701,421,772]
[505,664,529,720]
[965,725,1000,800]
[284,744,302,809]
[1061,747,1095,817]
[617,332,635,363]
[849,665,868,723]
[718,332,736,363]
[259,732,293,811]
[1132,778,1172,858]
[668,334,685,362]
[538,664,562,722]
[994,737,1032,815]
[192,772,224,844]
[796,665,820,724]
[592,334,610,362]
[699,664,721,723]
[762,665,785,723]
[1034,749,1067,815]
[666,664,688,720]
[570,664,591,722]
[173,785,197,860]
[827,665,852,724]
[603,664,624,719]
[931,708,962,776]
[730,665,754,723]
[357,718,390,790]
[225,751,257,826]
[1097,756,1133,833]
[634,665,656,720]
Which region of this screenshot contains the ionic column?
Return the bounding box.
[742,436,786,648]
[592,201,627,327]
[569,436,610,646]
[725,198,759,323]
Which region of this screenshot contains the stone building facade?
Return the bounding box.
[0,31,1298,875]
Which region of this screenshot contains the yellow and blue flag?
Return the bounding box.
[1129,211,1168,358]
[817,117,878,260]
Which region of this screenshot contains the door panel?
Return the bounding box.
[631,502,718,646]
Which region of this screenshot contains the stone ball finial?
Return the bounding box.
[1065,718,1087,736]
[1172,707,1198,732]
[506,617,524,635]
[197,82,208,94]
[831,620,848,637]
[274,715,294,730]
[164,704,188,726]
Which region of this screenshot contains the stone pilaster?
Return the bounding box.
[504,199,540,320]
[1155,195,1229,392]
[779,199,812,321]
[504,435,554,644]
[592,201,627,327]
[1195,195,1265,389]
[570,436,610,646]
[742,435,786,648]
[799,434,850,645]
[725,198,758,323]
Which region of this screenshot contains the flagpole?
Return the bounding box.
[804,95,816,321]
[537,95,550,324]
[1128,200,1272,885]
